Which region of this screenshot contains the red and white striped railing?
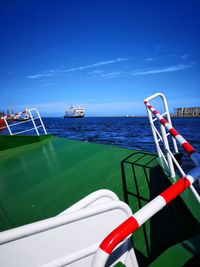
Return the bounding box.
[144,97,200,166]
[92,93,200,266]
[92,161,200,266]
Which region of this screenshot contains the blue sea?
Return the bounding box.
[42,116,200,193]
[42,117,200,173]
[3,116,200,174]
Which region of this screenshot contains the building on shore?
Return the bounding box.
[173,107,200,117]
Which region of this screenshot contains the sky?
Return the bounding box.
[0,0,200,116]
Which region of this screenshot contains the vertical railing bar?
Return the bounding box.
[29,108,47,135]
[157,141,169,168]
[146,107,162,158]
[160,94,179,153]
[165,148,200,202]
[160,123,176,177]
[28,110,39,136]
[151,122,163,141]
[165,148,186,177]
[3,118,13,135]
[1,108,47,136]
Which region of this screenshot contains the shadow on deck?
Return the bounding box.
[121,151,200,266]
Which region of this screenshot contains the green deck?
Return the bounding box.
[0,135,200,266]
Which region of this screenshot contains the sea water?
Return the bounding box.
[43,117,200,172]
[2,116,200,172]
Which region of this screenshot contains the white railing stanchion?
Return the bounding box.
[3,118,13,135]
[146,106,162,158]
[32,108,47,135]
[0,108,47,136]
[160,123,175,177]
[28,110,39,136]
[144,92,200,202]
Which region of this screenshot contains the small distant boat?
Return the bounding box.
[64,106,85,118]
[125,114,135,118]
[13,109,30,121]
[0,108,30,122]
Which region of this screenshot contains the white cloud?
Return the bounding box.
[181,53,190,60]
[145,57,154,62]
[89,69,104,75]
[101,71,123,79]
[132,63,193,76]
[97,63,193,79]
[28,58,128,79]
[28,73,57,79]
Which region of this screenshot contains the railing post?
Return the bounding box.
[35,109,47,135]
[160,93,179,153]
[28,110,39,136]
[144,93,200,202]
[146,107,162,158]
[4,118,13,135]
[160,123,175,177]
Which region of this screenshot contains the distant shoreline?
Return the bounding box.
[42,116,200,118]
[171,116,200,118]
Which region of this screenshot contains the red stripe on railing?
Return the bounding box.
[160,118,167,124]
[144,101,197,157]
[100,216,139,254]
[182,143,196,155]
[160,177,190,204]
[153,110,158,115]
[99,175,194,257]
[169,128,179,137]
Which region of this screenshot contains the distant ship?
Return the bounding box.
[64,106,85,118]
[125,114,135,118]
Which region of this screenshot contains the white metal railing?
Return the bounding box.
[144,93,178,178]
[92,160,200,267]
[0,190,137,267]
[144,92,200,202]
[0,108,47,136]
[92,93,200,266]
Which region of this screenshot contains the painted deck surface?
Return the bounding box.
[0,135,200,266]
[0,135,139,231]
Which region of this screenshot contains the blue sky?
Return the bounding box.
[0,0,200,116]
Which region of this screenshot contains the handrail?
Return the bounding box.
[144,96,200,203]
[145,93,179,153]
[144,98,200,166]
[0,108,47,136]
[144,93,179,177]
[92,93,200,266]
[92,163,200,267]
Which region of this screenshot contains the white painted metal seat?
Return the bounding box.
[0,190,137,267]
